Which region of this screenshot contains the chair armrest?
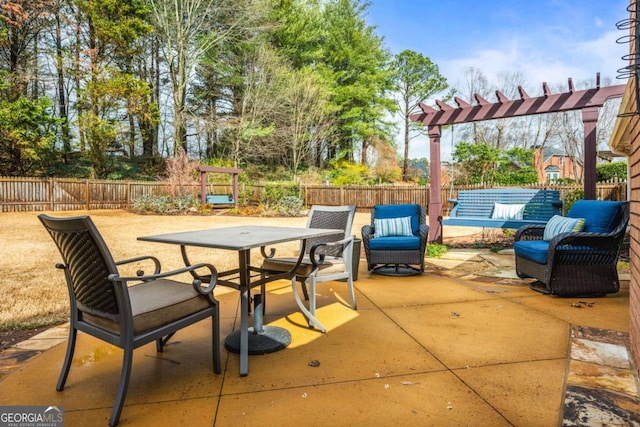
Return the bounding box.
[309,236,354,267]
[361,225,374,239]
[549,231,623,249]
[115,255,161,275]
[109,262,218,295]
[514,224,545,241]
[448,199,460,217]
[547,231,625,266]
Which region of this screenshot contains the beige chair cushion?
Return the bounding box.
[83,279,212,335]
[261,257,345,277]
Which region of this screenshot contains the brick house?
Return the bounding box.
[610,0,639,384]
[533,146,583,183]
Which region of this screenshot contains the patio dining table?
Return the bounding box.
[138,225,341,376]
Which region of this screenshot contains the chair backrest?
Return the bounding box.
[371,204,424,236]
[567,200,629,234]
[304,205,356,256]
[39,214,122,322]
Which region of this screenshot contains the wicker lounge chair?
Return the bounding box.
[39,214,221,427]
[361,204,429,275]
[261,205,357,332]
[514,200,629,297]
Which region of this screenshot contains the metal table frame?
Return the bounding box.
[138,225,340,376]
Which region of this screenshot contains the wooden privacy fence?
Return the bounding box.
[0,176,628,213]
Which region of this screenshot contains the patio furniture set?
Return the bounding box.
[38,191,629,426]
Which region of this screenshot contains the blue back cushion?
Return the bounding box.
[373,204,421,236]
[567,200,624,233]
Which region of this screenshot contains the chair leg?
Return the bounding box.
[308,278,317,321]
[212,311,221,374]
[56,327,77,391]
[109,346,134,427]
[347,274,357,310]
[307,277,328,332]
[291,277,327,333]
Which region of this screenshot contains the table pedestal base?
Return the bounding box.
[224,326,291,355]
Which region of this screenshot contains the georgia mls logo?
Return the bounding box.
[44,406,62,415]
[0,405,64,427]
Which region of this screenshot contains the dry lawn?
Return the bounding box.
[0,209,371,331]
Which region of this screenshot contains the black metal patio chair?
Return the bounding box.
[39,214,221,427]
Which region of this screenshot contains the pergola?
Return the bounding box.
[409,73,625,243]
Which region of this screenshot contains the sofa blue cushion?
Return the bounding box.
[514,239,549,264]
[369,235,421,251]
[567,200,625,234]
[372,204,421,236]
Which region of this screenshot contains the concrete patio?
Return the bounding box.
[0,242,635,426]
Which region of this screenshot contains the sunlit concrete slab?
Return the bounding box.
[354,272,498,308]
[221,306,446,394]
[511,284,630,333]
[0,324,226,411]
[455,359,567,427]
[0,245,634,426]
[216,371,512,427]
[385,298,570,369]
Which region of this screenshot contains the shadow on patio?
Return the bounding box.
[0,243,635,426]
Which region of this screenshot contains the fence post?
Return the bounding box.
[126,181,131,209]
[85,180,90,210]
[49,177,54,211]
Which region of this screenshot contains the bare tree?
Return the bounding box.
[456,67,492,145]
[145,0,267,154]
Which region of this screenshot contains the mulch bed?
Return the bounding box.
[443,229,515,251]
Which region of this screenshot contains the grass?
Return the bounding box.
[0,210,372,332]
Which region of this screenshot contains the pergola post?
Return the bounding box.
[428,125,443,243]
[582,106,600,200]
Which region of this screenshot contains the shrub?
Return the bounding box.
[328,160,370,185]
[562,190,584,215]
[162,148,200,197]
[132,194,199,214]
[596,161,627,182]
[263,183,300,208]
[274,196,304,216]
[427,243,448,258]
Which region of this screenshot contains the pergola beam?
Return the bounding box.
[410,78,624,127]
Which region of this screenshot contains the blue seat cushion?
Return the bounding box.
[369,236,421,251]
[567,200,625,233]
[373,204,421,235]
[514,240,549,265]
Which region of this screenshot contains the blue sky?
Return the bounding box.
[364,0,630,158]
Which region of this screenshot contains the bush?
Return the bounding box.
[263,183,300,207]
[132,194,199,214]
[328,160,370,185]
[274,196,304,216]
[596,161,627,181]
[562,190,584,215]
[427,243,448,258]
